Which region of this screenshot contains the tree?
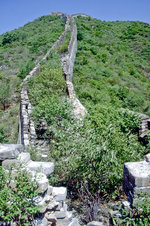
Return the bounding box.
[0,78,11,110]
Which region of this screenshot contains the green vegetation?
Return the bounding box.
[112,194,150,225]
[0,166,39,225]
[57,30,71,53]
[0,13,150,224]
[74,17,150,115]
[0,14,65,142]
[0,77,11,110]
[28,18,149,200]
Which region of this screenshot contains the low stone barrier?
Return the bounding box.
[121,108,150,204]
[120,108,150,139]
[123,156,150,205]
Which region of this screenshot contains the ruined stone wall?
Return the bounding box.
[18,14,69,147]
[120,108,150,139]
[121,108,150,205]
[59,15,87,118]
[1,14,80,225]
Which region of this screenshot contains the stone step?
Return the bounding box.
[0,144,24,161]
[52,187,67,201]
[27,161,54,176]
[17,152,31,164]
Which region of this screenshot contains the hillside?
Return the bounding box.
[0,13,150,225]
[0,14,65,143]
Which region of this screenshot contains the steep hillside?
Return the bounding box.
[74,17,150,114]
[25,15,150,200]
[0,13,150,224]
[0,15,65,143]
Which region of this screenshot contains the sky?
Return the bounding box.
[0,0,150,35]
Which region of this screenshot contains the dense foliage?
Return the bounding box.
[0,14,65,143]
[0,166,39,225]
[28,18,149,199]
[74,17,150,115]
[1,14,150,221]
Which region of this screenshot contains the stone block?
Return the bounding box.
[124,161,150,188]
[0,144,24,161]
[17,152,30,164]
[55,208,66,219]
[2,159,20,169]
[27,161,54,175]
[69,218,80,226]
[46,185,53,196]
[145,153,150,162]
[45,212,57,223]
[52,187,67,201]
[87,222,104,226]
[36,172,49,193]
[24,139,29,146]
[47,200,59,210]
[134,186,150,195]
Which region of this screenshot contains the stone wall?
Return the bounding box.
[120,108,150,139]
[18,14,69,148]
[59,15,87,118]
[121,108,150,204]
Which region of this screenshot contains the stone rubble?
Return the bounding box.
[0,145,80,225]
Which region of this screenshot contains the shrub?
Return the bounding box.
[0,166,39,225]
[17,59,35,79]
[0,77,11,110]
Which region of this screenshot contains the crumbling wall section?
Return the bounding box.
[18,14,69,147]
[121,108,150,205]
[59,15,87,118]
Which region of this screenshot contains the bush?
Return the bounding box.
[17,59,35,79]
[0,166,39,225]
[0,125,8,143]
[0,77,11,110]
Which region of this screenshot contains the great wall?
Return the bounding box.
[0,12,150,225]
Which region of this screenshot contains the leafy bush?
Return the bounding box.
[57,31,71,53]
[0,77,11,110]
[17,58,35,79]
[0,125,8,143]
[0,166,39,225]
[112,194,150,225]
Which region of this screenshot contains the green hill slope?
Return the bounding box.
[0,14,150,201]
[0,15,65,143]
[74,17,150,115]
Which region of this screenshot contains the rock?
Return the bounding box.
[52,187,67,201]
[47,200,59,210]
[17,152,30,164]
[122,201,130,208]
[2,159,20,169]
[145,153,150,162]
[69,218,80,226]
[35,172,49,193]
[123,161,150,192]
[34,217,49,226]
[46,185,53,196]
[45,212,57,223]
[44,194,52,203]
[27,161,54,176]
[0,144,24,161]
[87,221,104,226]
[55,208,66,219]
[66,211,73,220]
